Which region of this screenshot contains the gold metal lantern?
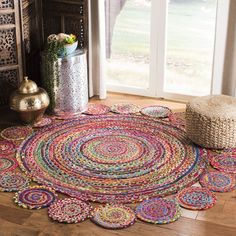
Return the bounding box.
[10,76,50,124]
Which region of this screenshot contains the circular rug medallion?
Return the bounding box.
[33,117,52,128]
[0,140,15,155]
[212,148,236,155]
[0,156,18,174]
[177,187,217,210]
[169,112,186,127]
[200,171,236,192]
[111,103,140,114]
[17,115,206,203]
[0,173,29,192]
[91,204,136,229]
[1,126,33,142]
[48,198,92,223]
[141,106,172,118]
[14,186,57,209]
[136,198,181,224]
[84,104,110,115]
[210,154,236,174]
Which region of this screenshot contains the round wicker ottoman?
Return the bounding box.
[186,95,236,149]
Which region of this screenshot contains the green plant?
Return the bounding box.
[42,41,64,112]
[45,40,65,61]
[41,33,78,113]
[63,34,77,44]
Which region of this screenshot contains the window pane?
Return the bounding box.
[165,0,217,96]
[105,0,151,89]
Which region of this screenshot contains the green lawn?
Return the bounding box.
[107,0,217,96]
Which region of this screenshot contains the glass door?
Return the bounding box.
[105,0,230,100]
[166,0,217,96]
[105,0,154,96]
[156,0,230,100]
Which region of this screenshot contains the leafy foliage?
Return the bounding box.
[41,33,77,113]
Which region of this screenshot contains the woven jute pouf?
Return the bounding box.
[186,95,236,149]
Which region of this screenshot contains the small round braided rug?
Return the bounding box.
[0,156,18,174]
[91,204,136,229]
[14,186,57,209]
[141,106,172,118]
[84,104,110,115]
[111,103,140,114]
[48,198,92,223]
[177,187,217,210]
[136,198,181,224]
[33,117,52,128]
[210,154,236,174]
[0,140,15,155]
[1,126,33,142]
[169,112,186,127]
[200,171,236,192]
[0,173,29,192]
[17,115,206,203]
[211,148,236,155]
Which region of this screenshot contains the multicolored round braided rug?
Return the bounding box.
[17,115,206,203]
[1,126,33,142]
[200,171,236,192]
[84,104,110,115]
[169,112,186,128]
[91,204,136,229]
[207,148,236,160]
[0,173,29,192]
[176,187,217,210]
[210,154,236,174]
[14,186,57,209]
[33,117,52,128]
[136,198,181,224]
[0,140,15,155]
[141,106,172,118]
[111,103,140,114]
[48,198,92,223]
[0,156,18,174]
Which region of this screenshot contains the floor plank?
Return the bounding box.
[196,198,236,228]
[159,217,236,236]
[0,204,32,225]
[0,218,42,236]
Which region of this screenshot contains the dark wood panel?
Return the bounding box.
[0,69,19,106]
[21,0,43,85]
[0,0,23,107]
[42,0,88,49]
[0,28,17,66]
[0,0,14,9]
[0,0,89,106]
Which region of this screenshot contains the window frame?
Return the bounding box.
[106,0,230,101]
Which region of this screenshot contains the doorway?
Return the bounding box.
[105,0,229,100]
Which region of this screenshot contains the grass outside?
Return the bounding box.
[106,0,217,96]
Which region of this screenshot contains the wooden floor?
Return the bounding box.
[0,93,236,236]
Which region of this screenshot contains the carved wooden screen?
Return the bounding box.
[42,0,88,49]
[0,0,23,106]
[22,0,43,85]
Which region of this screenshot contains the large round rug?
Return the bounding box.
[17,115,206,203]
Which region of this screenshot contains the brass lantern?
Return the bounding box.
[10,76,50,124]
